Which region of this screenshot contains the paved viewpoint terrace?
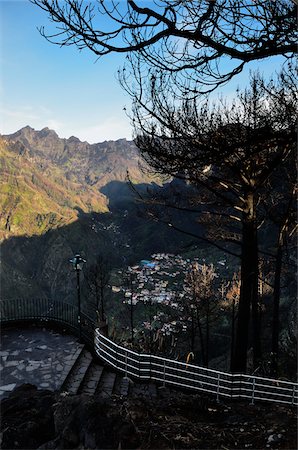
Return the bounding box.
[0,326,83,399]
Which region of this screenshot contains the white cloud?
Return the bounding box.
[0,105,64,137]
[0,104,133,143]
[0,107,39,121]
[64,115,133,143]
[44,119,64,132]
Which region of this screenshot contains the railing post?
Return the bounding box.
[291,385,296,405]
[238,374,241,399]
[250,378,256,405]
[125,350,128,378]
[163,360,166,387]
[216,373,220,402]
[115,344,118,370]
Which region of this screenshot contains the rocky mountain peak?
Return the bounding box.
[38,127,59,139]
[21,125,35,132]
[67,135,81,143]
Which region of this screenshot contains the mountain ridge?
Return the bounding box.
[0,125,186,302]
[0,126,158,239]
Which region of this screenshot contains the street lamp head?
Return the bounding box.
[70,254,86,271]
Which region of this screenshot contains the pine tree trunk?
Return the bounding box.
[196,308,206,365]
[271,236,283,376]
[191,309,195,353]
[206,299,210,368]
[232,191,259,373]
[100,286,105,321]
[230,297,236,371]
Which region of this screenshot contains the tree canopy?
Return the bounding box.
[124,64,297,372]
[32,0,297,93]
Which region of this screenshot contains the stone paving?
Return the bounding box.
[0,326,83,399]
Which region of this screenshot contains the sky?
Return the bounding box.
[0,0,286,144]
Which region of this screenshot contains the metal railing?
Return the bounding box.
[1,298,297,406]
[0,298,95,345]
[95,330,298,406]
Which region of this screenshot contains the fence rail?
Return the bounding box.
[0,298,297,406]
[94,330,298,406]
[0,297,95,345]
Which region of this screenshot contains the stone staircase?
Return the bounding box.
[60,346,160,399]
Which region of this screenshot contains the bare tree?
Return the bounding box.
[261,156,297,376]
[122,268,136,344]
[85,254,110,322]
[184,262,218,367]
[122,66,297,372]
[222,272,241,370]
[32,1,296,95]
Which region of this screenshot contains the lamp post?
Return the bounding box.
[70,254,86,342]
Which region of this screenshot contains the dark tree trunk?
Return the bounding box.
[251,235,261,370]
[130,290,134,344]
[190,309,195,353]
[100,285,105,321]
[95,284,99,316]
[206,299,210,368]
[232,192,259,373]
[230,297,236,371]
[196,308,206,366]
[128,275,134,344]
[271,236,283,376]
[149,298,153,353]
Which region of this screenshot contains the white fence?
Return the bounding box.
[95,330,298,406]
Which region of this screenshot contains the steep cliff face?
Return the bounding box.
[1,384,296,450]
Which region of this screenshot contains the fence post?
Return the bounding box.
[238,374,241,399]
[163,360,166,387]
[291,385,296,405]
[216,373,220,402]
[125,350,128,378]
[115,344,118,370]
[250,378,256,405]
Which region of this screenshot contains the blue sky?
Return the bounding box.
[0,0,286,143]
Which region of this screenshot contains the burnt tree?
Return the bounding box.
[32,0,296,95]
[123,67,297,372]
[85,254,110,322]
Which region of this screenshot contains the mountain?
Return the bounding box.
[0,126,156,240]
[0,126,188,301]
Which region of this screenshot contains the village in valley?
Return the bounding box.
[112,253,209,306]
[109,250,273,347]
[109,253,229,338]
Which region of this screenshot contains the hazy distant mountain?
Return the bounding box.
[0,126,156,239]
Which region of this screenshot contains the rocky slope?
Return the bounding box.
[0,127,186,302]
[0,126,155,239]
[1,384,296,449]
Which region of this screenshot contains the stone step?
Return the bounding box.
[56,343,85,389]
[111,373,122,396]
[78,362,104,396]
[119,377,131,397]
[61,348,93,395]
[97,370,117,399]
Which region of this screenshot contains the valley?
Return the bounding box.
[0,126,194,302]
[0,126,296,376]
